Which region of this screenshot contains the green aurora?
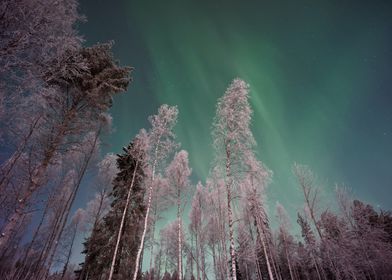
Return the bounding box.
[79,0,392,215]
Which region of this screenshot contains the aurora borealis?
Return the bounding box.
[78,0,392,213]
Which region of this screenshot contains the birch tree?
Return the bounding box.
[166,150,191,280]
[133,104,178,280]
[212,78,259,280]
[160,220,186,276]
[276,202,296,280]
[146,175,171,278]
[205,176,229,280]
[293,163,323,240]
[189,182,208,280]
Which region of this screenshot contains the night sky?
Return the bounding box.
[77,0,392,217]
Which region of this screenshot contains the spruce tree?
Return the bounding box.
[79,139,147,280]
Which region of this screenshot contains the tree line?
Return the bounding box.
[1,1,392,280]
[75,81,392,280]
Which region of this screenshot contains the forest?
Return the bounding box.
[1,0,392,280]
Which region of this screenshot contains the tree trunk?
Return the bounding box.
[61,224,78,280]
[177,188,182,280]
[79,190,107,280]
[16,196,51,279]
[0,163,47,251]
[43,129,100,280]
[254,216,274,280]
[0,114,42,192]
[108,161,139,280]
[312,254,322,280]
[200,242,206,280]
[226,184,237,280]
[225,147,237,280]
[0,110,74,252]
[282,233,295,280]
[190,235,194,280]
[133,182,152,280]
[195,234,200,280]
[133,155,157,280]
[211,243,218,280]
[31,200,65,278]
[133,135,163,280]
[148,206,158,280]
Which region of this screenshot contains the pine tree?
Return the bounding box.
[0,43,132,251]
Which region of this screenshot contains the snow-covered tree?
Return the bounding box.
[276,202,296,280]
[212,78,256,280]
[80,134,147,280]
[108,130,149,280]
[165,150,192,280]
[159,220,186,276]
[0,43,131,251]
[133,104,178,280]
[189,182,208,280]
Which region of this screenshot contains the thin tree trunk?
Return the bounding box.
[31,201,65,278]
[32,173,73,276]
[0,110,74,251]
[0,115,42,192]
[156,249,162,280]
[226,184,237,280]
[133,181,153,280]
[177,188,182,280]
[79,190,107,280]
[255,256,264,280]
[133,139,161,280]
[16,197,51,279]
[312,254,322,280]
[255,217,274,280]
[108,161,139,280]
[244,262,249,280]
[43,129,100,280]
[211,243,218,280]
[195,234,200,280]
[190,235,194,280]
[201,244,206,280]
[148,206,158,280]
[267,237,281,280]
[217,193,229,280]
[216,237,225,280]
[0,163,47,251]
[225,147,237,280]
[282,233,295,280]
[61,224,78,280]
